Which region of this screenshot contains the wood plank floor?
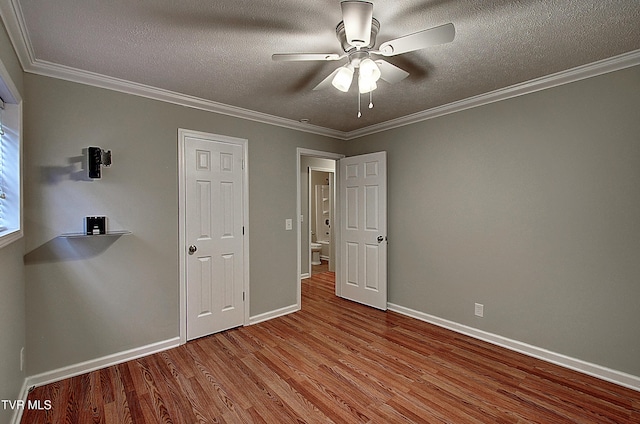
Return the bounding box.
[23,272,640,423]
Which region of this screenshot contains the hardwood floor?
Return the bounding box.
[312,259,329,275]
[23,272,640,423]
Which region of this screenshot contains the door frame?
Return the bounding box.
[296,148,344,308]
[178,128,250,344]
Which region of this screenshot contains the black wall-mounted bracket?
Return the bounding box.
[88,146,112,179]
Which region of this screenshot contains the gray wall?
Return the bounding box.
[345,65,640,376]
[0,19,26,424]
[23,73,342,375]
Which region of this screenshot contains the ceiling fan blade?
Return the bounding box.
[341,1,373,48]
[375,60,410,84]
[378,23,455,56]
[313,68,341,91]
[272,53,342,61]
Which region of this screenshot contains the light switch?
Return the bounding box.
[285,218,293,230]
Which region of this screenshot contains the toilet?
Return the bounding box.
[310,242,322,265]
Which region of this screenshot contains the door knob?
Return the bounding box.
[377,235,385,243]
[188,245,198,255]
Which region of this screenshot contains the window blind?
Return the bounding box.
[0,98,6,229]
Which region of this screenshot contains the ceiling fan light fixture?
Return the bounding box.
[359,58,381,82]
[332,64,354,92]
[358,75,377,94]
[272,1,456,119]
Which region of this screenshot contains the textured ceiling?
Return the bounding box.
[5,0,640,133]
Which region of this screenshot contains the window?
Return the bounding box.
[0,62,23,248]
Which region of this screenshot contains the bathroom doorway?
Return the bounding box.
[309,166,334,275]
[296,148,344,311]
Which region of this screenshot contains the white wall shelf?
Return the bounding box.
[60,230,132,239]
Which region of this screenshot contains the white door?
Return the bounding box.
[184,133,245,340]
[338,151,387,310]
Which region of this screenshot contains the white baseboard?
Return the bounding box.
[249,303,299,325]
[300,272,310,280]
[11,336,180,424]
[387,303,640,392]
[24,336,181,391]
[16,303,299,392]
[11,301,300,423]
[10,379,29,424]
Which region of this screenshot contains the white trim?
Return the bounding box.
[2,0,638,141]
[10,378,29,424]
[0,56,23,249]
[301,272,310,280]
[34,50,640,141]
[0,228,22,248]
[296,148,344,311]
[9,337,179,424]
[388,303,640,392]
[248,304,299,326]
[22,336,180,393]
[29,59,346,139]
[0,0,36,69]
[0,0,342,139]
[0,52,22,104]
[345,49,640,140]
[178,129,250,344]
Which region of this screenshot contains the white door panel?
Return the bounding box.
[339,151,387,310]
[185,135,245,340]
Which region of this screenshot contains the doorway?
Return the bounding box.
[296,148,388,311]
[297,148,344,308]
[308,166,334,276]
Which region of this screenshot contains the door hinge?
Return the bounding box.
[242,159,245,170]
[242,226,245,235]
[243,292,245,301]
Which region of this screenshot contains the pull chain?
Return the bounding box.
[357,92,361,118]
[369,91,374,109]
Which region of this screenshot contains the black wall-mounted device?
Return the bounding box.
[85,216,107,235]
[88,147,112,179]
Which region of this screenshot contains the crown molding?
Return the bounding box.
[345,48,640,140]
[26,58,347,139]
[0,0,35,67]
[2,0,639,142]
[0,1,345,139]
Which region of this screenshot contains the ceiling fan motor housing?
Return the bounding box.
[336,18,380,53]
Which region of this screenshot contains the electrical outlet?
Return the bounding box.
[474,303,484,317]
[20,347,25,371]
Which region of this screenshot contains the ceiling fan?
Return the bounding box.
[272,1,455,117]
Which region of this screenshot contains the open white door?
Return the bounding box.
[182,131,246,340]
[338,151,387,310]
